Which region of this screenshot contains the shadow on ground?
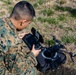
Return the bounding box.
[39,66,76,75]
[55,5,76,18]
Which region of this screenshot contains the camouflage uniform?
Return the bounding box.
[0,17,38,75]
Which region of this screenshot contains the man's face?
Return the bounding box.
[16,20,32,31]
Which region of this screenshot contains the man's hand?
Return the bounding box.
[31,45,41,57]
[18,32,28,39]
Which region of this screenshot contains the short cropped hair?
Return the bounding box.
[10,1,35,20]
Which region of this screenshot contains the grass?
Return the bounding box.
[37,14,67,24]
[58,25,74,32]
[1,0,12,5]
[0,11,5,16]
[61,35,76,44]
[56,0,67,5]
[37,17,46,22]
[70,9,76,18]
[74,27,76,31]
[8,6,14,13]
[37,0,44,5]
[37,17,59,24]
[33,3,38,8]
[47,18,58,24]
[54,5,71,11]
[58,25,64,29]
[33,0,44,8]
[41,8,54,16]
[57,14,66,21]
[54,5,76,18]
[45,39,55,46]
[65,27,73,31]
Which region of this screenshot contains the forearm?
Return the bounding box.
[0,50,8,75]
[0,44,38,75]
[25,52,38,67]
[11,52,38,75]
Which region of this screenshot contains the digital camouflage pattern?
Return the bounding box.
[0,17,38,75]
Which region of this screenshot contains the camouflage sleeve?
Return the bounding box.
[25,52,38,66]
[0,18,38,75]
[0,37,38,75]
[0,50,6,75]
[11,51,38,75]
[0,48,38,75]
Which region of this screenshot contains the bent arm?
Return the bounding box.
[12,51,38,75]
[0,46,38,75]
